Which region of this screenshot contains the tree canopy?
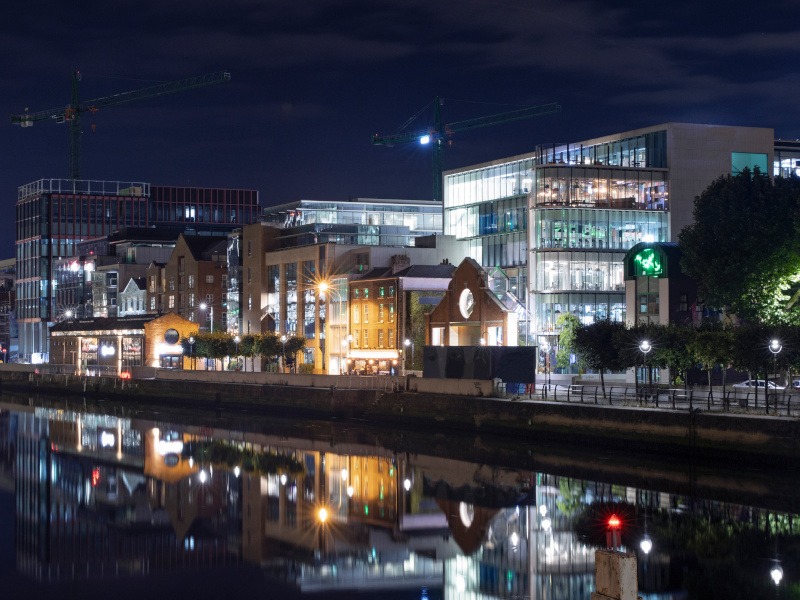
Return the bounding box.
[678,168,800,324]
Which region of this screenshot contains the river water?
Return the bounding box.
[0,391,798,600]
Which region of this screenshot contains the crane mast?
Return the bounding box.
[373,97,561,203]
[11,70,231,180]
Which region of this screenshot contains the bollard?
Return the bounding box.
[592,549,641,600]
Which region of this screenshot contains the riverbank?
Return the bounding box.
[3,366,799,465]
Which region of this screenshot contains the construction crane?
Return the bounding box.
[11,70,231,180]
[373,97,561,203]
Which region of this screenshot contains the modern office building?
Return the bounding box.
[15,179,258,362]
[443,122,775,351]
[260,198,442,248]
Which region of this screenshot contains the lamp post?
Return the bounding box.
[541,340,551,390]
[233,335,240,371]
[639,340,652,401]
[188,336,195,370]
[404,338,415,374]
[199,302,213,333]
[280,334,287,372]
[769,338,782,415]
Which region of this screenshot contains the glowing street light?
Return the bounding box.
[199,302,213,333]
[769,338,782,415]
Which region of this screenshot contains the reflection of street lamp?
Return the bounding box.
[404,338,415,373]
[769,338,782,415]
[770,563,783,586]
[199,302,213,333]
[639,340,652,400]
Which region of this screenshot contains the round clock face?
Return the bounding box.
[459,288,474,319]
[164,329,180,345]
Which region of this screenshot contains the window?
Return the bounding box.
[353,288,360,299]
[388,329,395,348]
[168,295,175,309]
[169,277,175,291]
[206,275,215,284]
[378,304,384,322]
[363,304,369,323]
[248,295,252,310]
[352,304,360,324]
[189,293,195,307]
[378,330,384,348]
[206,294,214,304]
[221,275,228,288]
[364,288,369,298]
[150,297,156,310]
[149,276,156,293]
[379,286,385,297]
[188,275,195,289]
[389,304,395,323]
[247,240,252,256]
[388,285,395,297]
[363,330,368,347]
[247,268,252,284]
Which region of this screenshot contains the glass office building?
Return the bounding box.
[261,198,442,248]
[444,123,775,348]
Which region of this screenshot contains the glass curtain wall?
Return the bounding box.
[265,265,280,333]
[533,208,668,250]
[284,263,297,335]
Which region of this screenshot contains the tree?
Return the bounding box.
[679,169,800,324]
[687,326,734,400]
[652,324,698,388]
[573,320,626,398]
[555,312,581,372]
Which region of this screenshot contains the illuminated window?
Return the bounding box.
[363,330,368,347]
[363,305,368,323]
[206,275,214,284]
[168,295,175,309]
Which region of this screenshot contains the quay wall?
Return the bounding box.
[2,367,798,462]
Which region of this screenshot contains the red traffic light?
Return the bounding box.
[607,514,621,530]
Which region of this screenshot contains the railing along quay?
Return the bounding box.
[497,382,800,417]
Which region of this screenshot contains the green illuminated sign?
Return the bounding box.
[634,248,664,277]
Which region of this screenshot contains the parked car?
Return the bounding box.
[732,379,785,390]
[792,380,800,389]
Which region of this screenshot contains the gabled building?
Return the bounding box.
[147,235,228,332]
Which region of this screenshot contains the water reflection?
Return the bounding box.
[1,395,798,599]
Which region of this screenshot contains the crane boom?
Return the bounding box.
[373,98,561,202]
[11,70,231,179]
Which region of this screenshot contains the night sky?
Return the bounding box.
[2,0,800,258]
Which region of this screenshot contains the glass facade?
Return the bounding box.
[443,129,670,344]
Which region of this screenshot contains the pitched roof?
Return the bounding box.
[50,315,156,333]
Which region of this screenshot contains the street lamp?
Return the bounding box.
[404,338,415,373]
[769,338,782,415]
[233,335,240,371]
[188,336,195,370]
[280,334,287,372]
[541,340,551,390]
[639,340,652,401]
[199,302,213,333]
[770,563,783,586]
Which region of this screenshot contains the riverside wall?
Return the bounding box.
[2,366,799,463]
